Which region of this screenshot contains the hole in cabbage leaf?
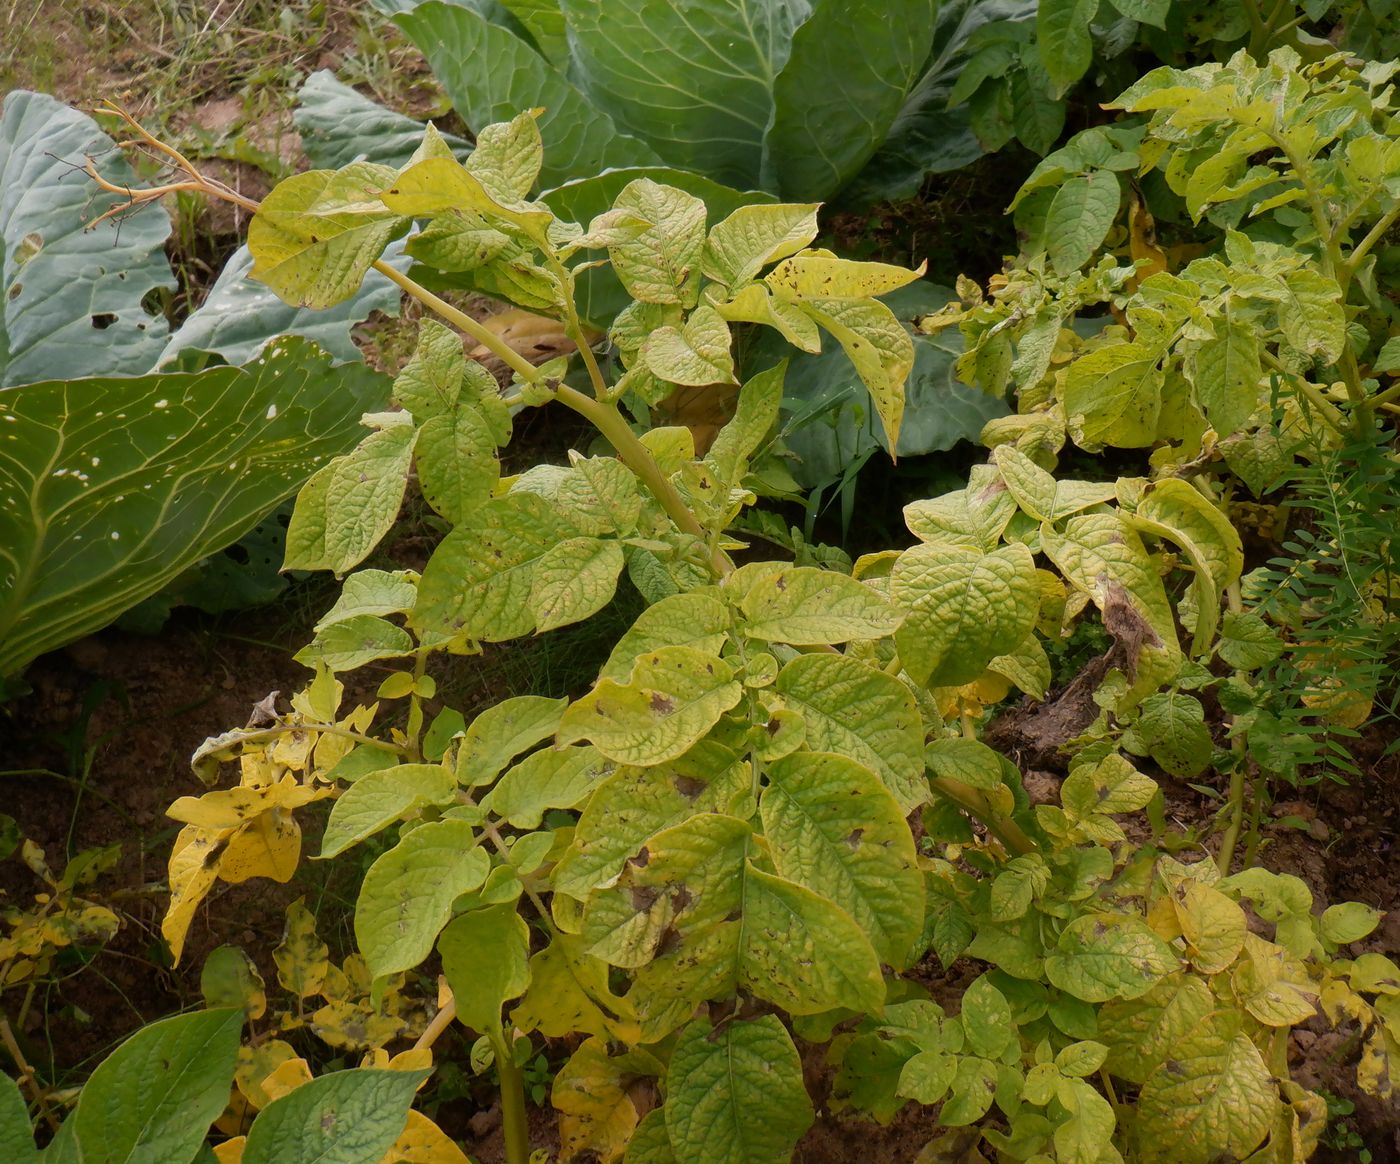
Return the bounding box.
[91,313,118,329]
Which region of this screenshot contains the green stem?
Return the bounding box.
[553,384,731,577]
[928,775,1036,856]
[1240,0,1268,56]
[1365,378,1400,409]
[542,253,611,402]
[405,651,430,763]
[372,261,544,387]
[1344,202,1400,278]
[1260,352,1348,435]
[496,1041,531,1164]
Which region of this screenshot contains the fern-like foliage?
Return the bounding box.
[1244,420,1400,782]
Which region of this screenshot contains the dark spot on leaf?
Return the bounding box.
[775,573,787,591]
[671,886,692,912]
[321,1108,338,1132]
[656,925,683,957]
[649,692,675,714]
[1165,1058,1186,1077]
[201,836,229,869]
[629,885,658,911]
[7,283,20,300]
[629,847,651,869]
[673,775,705,800]
[844,828,864,850]
[91,313,117,329]
[766,717,782,737]
[724,907,742,923]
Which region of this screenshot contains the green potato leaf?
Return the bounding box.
[355,820,489,979]
[665,1017,813,1164]
[242,1068,428,1164]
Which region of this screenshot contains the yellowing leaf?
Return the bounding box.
[382,1110,471,1163]
[214,1137,246,1163]
[381,157,551,243]
[1042,514,1181,696]
[741,565,901,646]
[639,305,737,386]
[1165,876,1246,974]
[1135,1015,1277,1164]
[992,445,1116,523]
[1099,975,1215,1085]
[235,1041,299,1110]
[1128,478,1243,652]
[163,825,227,963]
[1045,913,1179,1003]
[1061,341,1163,449]
[702,204,820,287]
[217,810,302,884]
[557,647,742,766]
[797,298,911,451]
[892,542,1040,687]
[553,1039,640,1164]
[513,934,638,1043]
[765,251,925,301]
[529,537,625,634]
[761,751,924,966]
[607,179,706,307]
[1231,932,1317,1027]
[465,109,543,201]
[248,163,409,308]
[712,283,821,353]
[274,899,329,1000]
[259,1056,314,1102]
[167,777,326,831]
[412,493,578,642]
[773,654,925,812]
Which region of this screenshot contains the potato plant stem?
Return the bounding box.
[927,775,1036,857]
[0,1012,58,1132]
[372,262,544,386]
[553,385,732,577]
[496,1045,531,1164]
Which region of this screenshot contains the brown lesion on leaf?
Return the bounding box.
[673,774,706,800]
[648,692,675,714]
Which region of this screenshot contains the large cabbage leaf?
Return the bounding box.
[0,337,389,679]
[369,0,1005,204]
[0,91,174,387]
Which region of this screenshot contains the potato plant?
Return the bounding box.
[71,98,1391,1164]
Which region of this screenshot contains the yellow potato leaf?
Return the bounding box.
[217,810,303,884]
[382,1110,471,1163]
[259,1056,314,1102]
[213,1137,245,1163]
[163,824,228,963]
[235,1041,299,1111]
[553,1038,640,1164]
[274,898,330,1000]
[1231,933,1318,1027]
